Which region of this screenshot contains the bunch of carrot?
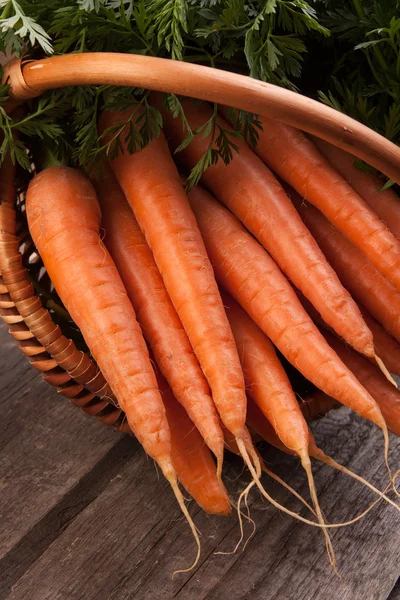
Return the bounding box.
[24,96,400,574]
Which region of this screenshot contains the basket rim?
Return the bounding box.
[2,53,400,185]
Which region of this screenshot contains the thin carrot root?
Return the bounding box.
[394,470,400,496]
[241,434,263,478]
[236,480,256,550]
[301,453,336,571]
[219,454,320,556]
[312,446,400,513]
[375,354,398,388]
[381,425,396,495]
[261,462,315,515]
[216,451,225,495]
[239,439,391,529]
[234,438,341,528]
[215,496,257,557]
[167,475,201,578]
[232,459,319,555]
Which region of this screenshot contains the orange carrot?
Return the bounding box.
[295,283,400,382]
[312,138,400,240]
[99,108,260,481]
[220,290,334,545]
[187,184,390,450]
[93,166,224,469]
[321,330,400,438]
[221,290,310,458]
[26,166,200,573]
[290,191,400,344]
[157,373,231,516]
[245,116,400,290]
[154,96,375,360]
[246,398,294,455]
[358,308,400,378]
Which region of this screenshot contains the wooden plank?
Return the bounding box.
[0,323,124,594]
[6,404,400,600]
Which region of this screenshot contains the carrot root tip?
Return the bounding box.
[375,354,398,388]
[166,475,201,578]
[312,447,400,514]
[300,452,336,571]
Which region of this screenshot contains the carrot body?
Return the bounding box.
[93,166,224,461]
[322,331,400,437]
[296,287,400,378]
[246,397,295,455]
[291,191,400,343]
[99,110,247,443]
[26,167,172,473]
[222,290,310,456]
[155,97,374,359]
[358,308,400,377]
[248,116,400,290]
[158,374,231,516]
[312,138,400,240]
[188,184,386,432]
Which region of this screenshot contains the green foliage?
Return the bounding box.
[314,0,400,146]
[0,0,53,55]
[0,0,328,180]
[0,0,398,187]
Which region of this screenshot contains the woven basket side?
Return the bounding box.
[0,162,130,434]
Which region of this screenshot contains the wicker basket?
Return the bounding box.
[1,54,399,433]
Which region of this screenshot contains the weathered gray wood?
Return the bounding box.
[0,324,124,594]
[5,398,400,600]
[1,321,399,600]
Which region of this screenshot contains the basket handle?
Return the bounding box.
[3,53,400,183]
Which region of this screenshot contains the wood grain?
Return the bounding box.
[0,322,399,600]
[0,324,123,595]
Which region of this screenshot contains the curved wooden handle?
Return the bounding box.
[3,53,400,184]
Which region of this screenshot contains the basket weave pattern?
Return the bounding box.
[0,176,130,433]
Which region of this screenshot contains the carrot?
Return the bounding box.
[221,289,333,550]
[246,399,294,455]
[189,185,385,427]
[154,97,375,360]
[99,109,262,485]
[312,138,400,240]
[321,330,400,438]
[187,184,391,472]
[93,165,224,471]
[157,372,231,516]
[290,191,400,344]
[358,307,400,378]
[244,115,400,290]
[294,287,397,386]
[26,166,200,574]
[222,290,310,457]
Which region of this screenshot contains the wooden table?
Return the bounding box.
[0,322,399,600]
